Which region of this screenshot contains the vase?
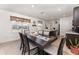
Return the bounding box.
[70,46,79,55]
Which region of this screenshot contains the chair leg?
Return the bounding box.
[24,47,27,55]
[22,46,28,55]
[22,47,24,55]
[20,42,23,50]
[22,44,25,55]
[27,50,30,55]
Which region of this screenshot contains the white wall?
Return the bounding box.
[0,10,45,43]
[0,9,73,43]
[60,16,73,37]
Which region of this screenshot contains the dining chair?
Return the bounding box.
[57,38,65,55]
[19,33,24,50]
[22,34,39,55]
[43,38,65,55]
[43,44,58,55]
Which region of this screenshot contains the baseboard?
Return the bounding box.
[0,38,20,44]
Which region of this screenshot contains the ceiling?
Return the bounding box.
[0,4,78,20]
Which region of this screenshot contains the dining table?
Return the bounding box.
[24,32,57,54]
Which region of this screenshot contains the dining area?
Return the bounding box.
[10,14,68,55]
[19,30,59,55]
[0,3,78,59]
[0,4,76,55]
[9,15,62,55]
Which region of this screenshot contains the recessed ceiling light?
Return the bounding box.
[57,8,62,11]
[32,5,35,8]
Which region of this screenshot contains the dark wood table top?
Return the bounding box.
[25,33,57,49]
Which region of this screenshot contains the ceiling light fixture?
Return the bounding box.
[57,8,62,11]
[32,5,35,8]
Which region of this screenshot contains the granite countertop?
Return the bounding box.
[66,31,79,35]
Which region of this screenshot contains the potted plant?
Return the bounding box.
[68,38,79,55]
